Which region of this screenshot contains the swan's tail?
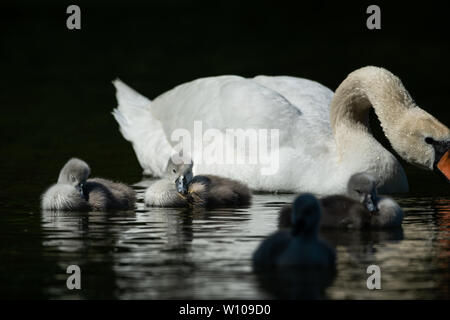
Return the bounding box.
[112,79,173,177]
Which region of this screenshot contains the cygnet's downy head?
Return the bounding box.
[291,193,322,236]
[166,151,193,179]
[347,173,379,213]
[173,161,194,195]
[167,154,193,178]
[57,158,90,194]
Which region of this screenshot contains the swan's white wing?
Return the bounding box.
[252,75,334,139]
[150,75,302,146]
[251,76,339,184]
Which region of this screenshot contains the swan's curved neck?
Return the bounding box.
[330,66,415,151]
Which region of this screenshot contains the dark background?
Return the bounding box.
[0,0,449,300]
[1,0,449,207]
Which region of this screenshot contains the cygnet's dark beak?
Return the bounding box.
[363,193,379,213]
[175,176,188,195]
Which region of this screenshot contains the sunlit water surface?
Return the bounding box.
[0,178,449,299]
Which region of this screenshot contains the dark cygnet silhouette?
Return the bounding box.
[42,158,136,211]
[279,173,403,229]
[253,193,336,270]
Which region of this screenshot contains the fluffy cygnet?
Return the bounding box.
[41,158,136,211]
[279,173,403,229]
[144,160,192,207]
[175,165,252,209]
[145,159,252,208]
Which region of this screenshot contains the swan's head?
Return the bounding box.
[331,66,450,185]
[390,108,450,183]
[347,173,379,213]
[291,193,321,236]
[57,158,90,195]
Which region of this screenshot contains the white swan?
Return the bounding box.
[112,66,450,194]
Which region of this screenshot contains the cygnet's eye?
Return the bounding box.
[172,169,177,173]
[70,175,76,182]
[355,189,361,194]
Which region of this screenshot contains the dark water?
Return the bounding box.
[0,178,449,299]
[1,1,449,299]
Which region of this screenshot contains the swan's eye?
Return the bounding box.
[355,189,361,194]
[172,169,176,173]
[425,137,435,145]
[70,175,76,182]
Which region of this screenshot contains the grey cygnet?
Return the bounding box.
[279,173,403,229]
[41,158,136,211]
[145,159,252,208]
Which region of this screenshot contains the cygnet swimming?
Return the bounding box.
[41,158,136,211]
[253,193,336,270]
[145,160,252,208]
[279,172,403,229]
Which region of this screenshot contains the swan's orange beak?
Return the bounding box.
[437,150,450,183]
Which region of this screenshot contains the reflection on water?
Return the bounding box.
[0,179,449,299]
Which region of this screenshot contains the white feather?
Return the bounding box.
[112,79,173,176]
